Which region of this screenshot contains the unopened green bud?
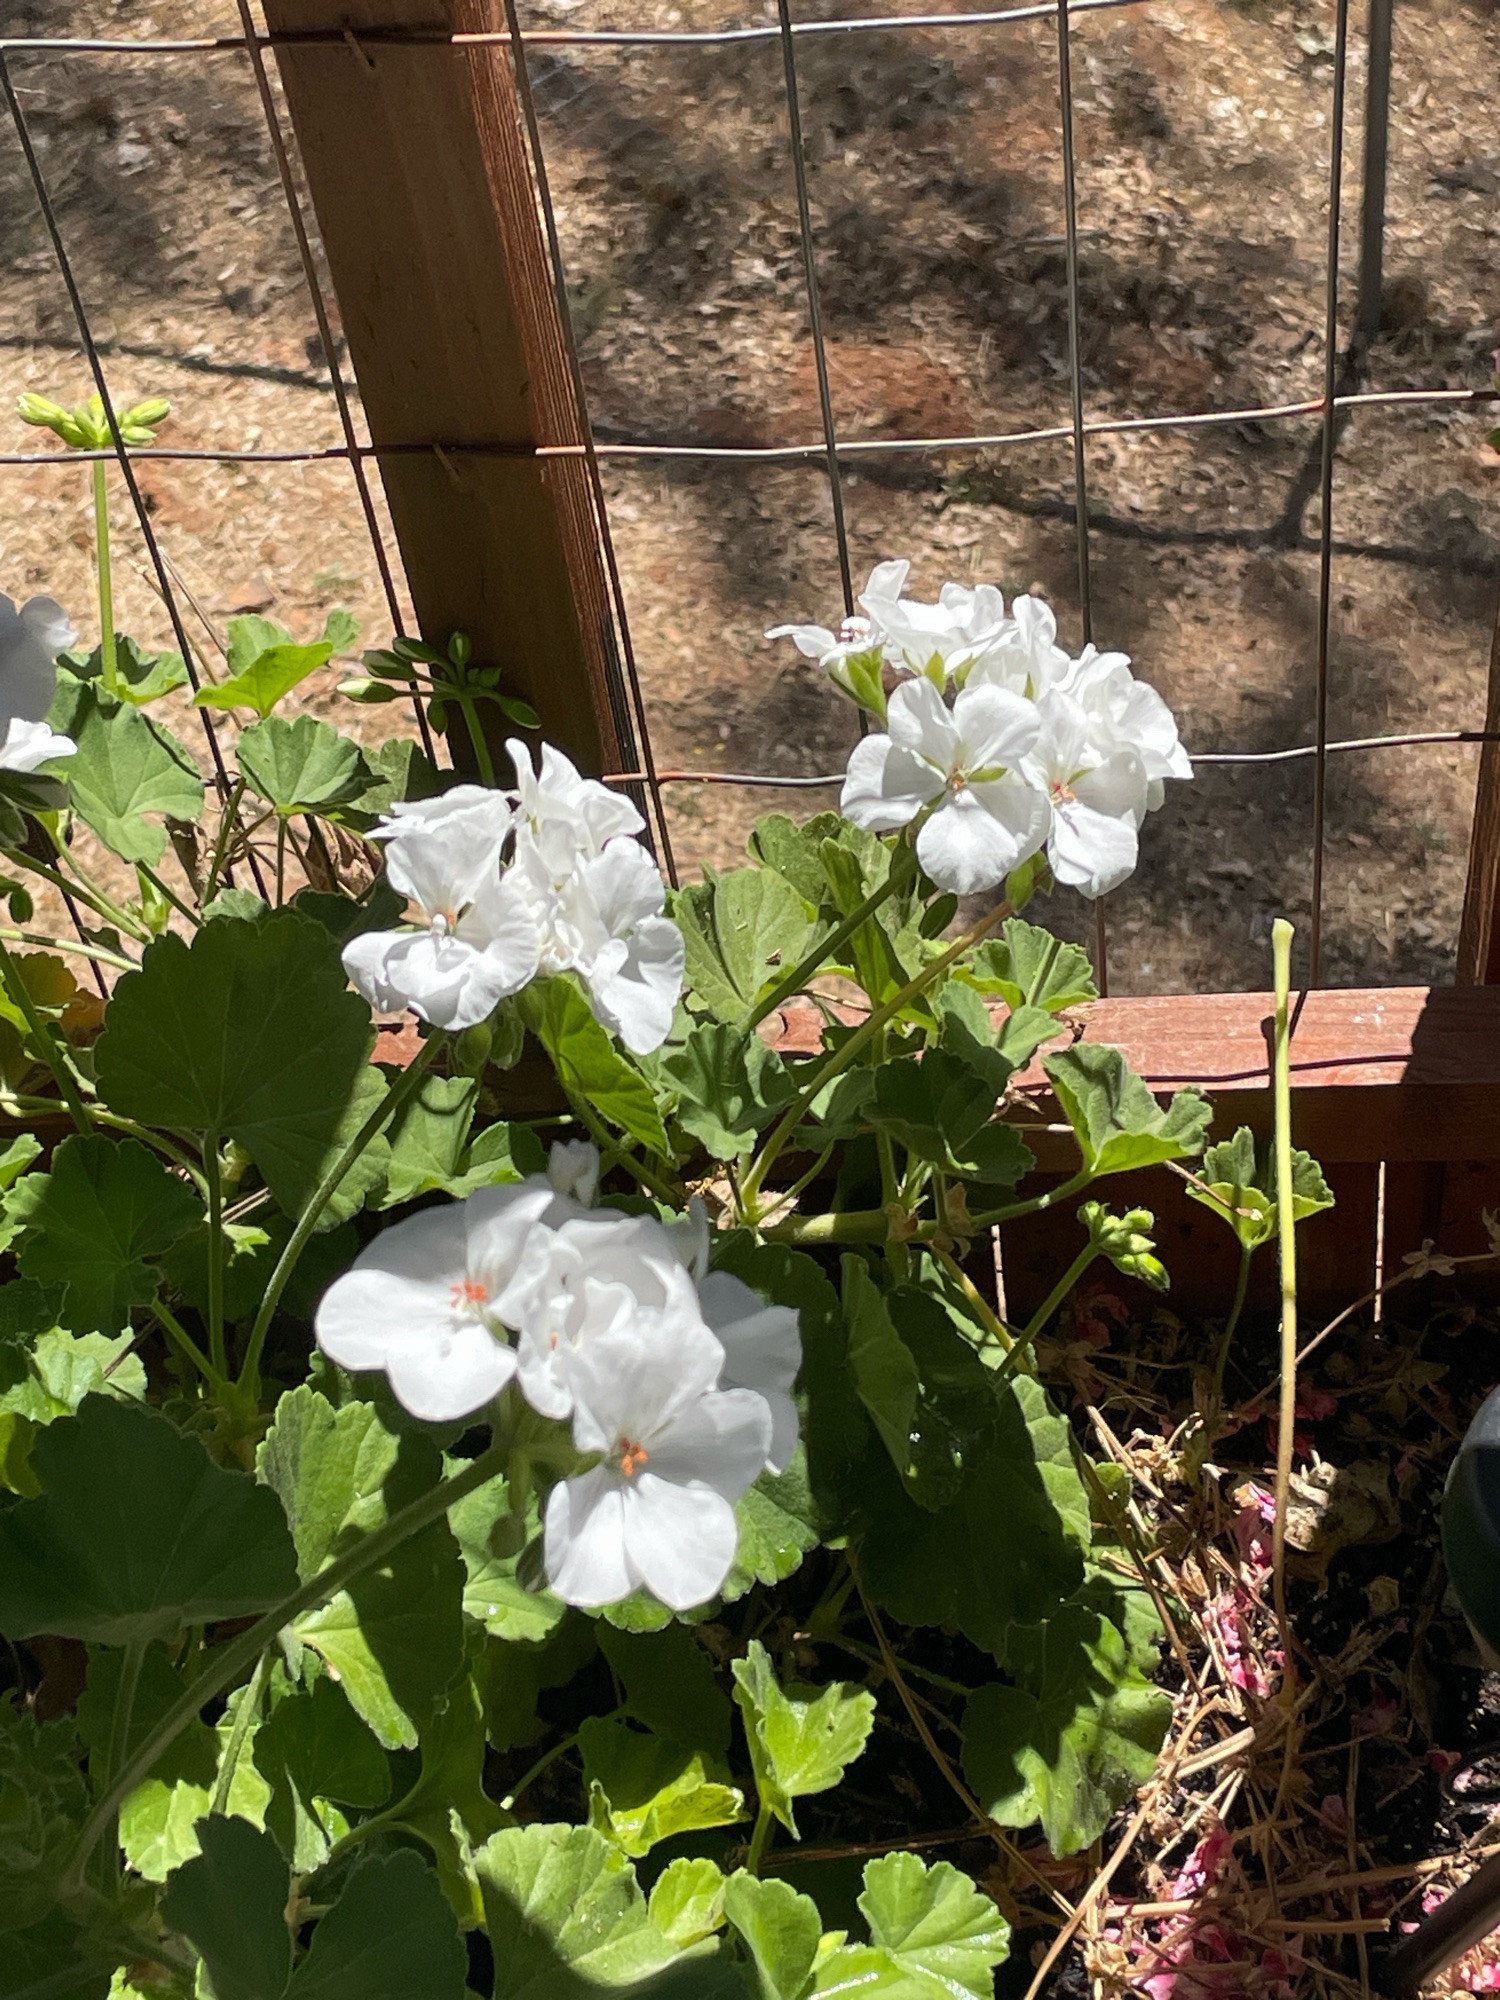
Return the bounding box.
[826,644,888,722]
[1081,1201,1168,1290]
[7,889,31,926]
[337,675,399,704]
[121,396,170,432]
[361,649,417,682]
[447,630,473,668]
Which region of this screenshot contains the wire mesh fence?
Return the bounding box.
[0,0,1496,998]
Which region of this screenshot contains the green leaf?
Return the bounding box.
[447,1119,549,1199]
[723,1466,821,1606]
[378,1075,479,1207]
[473,1615,597,1754]
[961,1603,1172,1855]
[46,675,204,864]
[749,813,835,907]
[0,1912,109,1999]
[812,1854,1009,1997]
[649,1859,726,1951]
[842,1258,920,1494]
[867,1049,1033,1187]
[238,715,377,817]
[966,919,1097,1013]
[1044,1042,1210,1179]
[858,1374,1089,1659]
[0,1330,146,1426]
[0,1395,298,1643]
[475,1823,683,1994]
[0,1697,88,1933]
[673,869,811,1025]
[1186,1125,1335,1252]
[449,1470,567,1645]
[323,608,360,654]
[257,1387,465,1748]
[599,1623,734,1762]
[522,976,669,1155]
[8,1134,199,1334]
[196,619,333,719]
[722,1871,822,1999]
[95,912,379,1227]
[254,1674,391,1870]
[582,1717,743,1857]
[663,1023,792,1160]
[846,1280,1001,1514]
[0,1135,41,1199]
[161,1815,290,2000]
[291,879,406,948]
[731,1641,874,1839]
[289,1847,468,2000]
[62,634,188,706]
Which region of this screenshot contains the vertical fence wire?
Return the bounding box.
[235,0,435,762]
[499,0,678,883]
[1308,0,1353,989]
[774,0,858,627]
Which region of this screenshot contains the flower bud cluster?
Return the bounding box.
[769,560,1192,899]
[342,741,684,1052]
[315,1141,800,1611]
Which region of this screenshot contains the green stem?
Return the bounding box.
[931,1245,1015,1358]
[100,1637,146,1884]
[763,1166,1096,1248]
[982,1241,1099,1390]
[201,775,247,908]
[743,898,1013,1207]
[238,1030,448,1395]
[746,848,914,1030]
[137,860,199,929]
[746,1799,776,1875]
[274,818,287,907]
[1210,1245,1254,1405]
[204,1134,226,1380]
[63,1441,510,1903]
[0,928,135,973]
[210,1648,271,1816]
[0,848,151,943]
[454,691,498,787]
[1270,918,1298,1657]
[500,1729,582,1811]
[564,1088,682,1207]
[0,940,89,1133]
[152,1298,224,1391]
[92,460,118,699]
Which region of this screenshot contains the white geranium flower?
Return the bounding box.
[1065,645,1193,808]
[766,560,906,668]
[343,784,541,1032]
[314,1183,563,1421]
[1023,691,1149,900]
[507,738,642,856]
[965,593,1071,700]
[2,718,75,771]
[543,1307,773,1611]
[547,1137,600,1207]
[513,823,684,1055]
[859,565,1016,686]
[841,677,1048,896]
[696,1270,801,1473]
[0,594,75,731]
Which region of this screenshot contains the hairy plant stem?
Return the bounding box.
[151,1298,224,1392]
[763,1166,1096,1248]
[274,817,287,906]
[746,845,915,1031]
[237,1029,448,1396]
[210,1647,271,1816]
[63,1440,509,1900]
[0,928,135,973]
[745,1798,776,1875]
[2,846,150,943]
[0,938,89,1133]
[743,898,1014,1209]
[92,460,119,699]
[930,1245,1016,1359]
[1209,1244,1254,1407]
[136,859,198,929]
[453,690,498,787]
[204,1133,227,1380]
[1270,918,1298,1686]
[200,775,247,907]
[500,1728,585,1812]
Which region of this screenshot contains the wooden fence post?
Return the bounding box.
[1459,602,1500,982]
[262,0,632,777]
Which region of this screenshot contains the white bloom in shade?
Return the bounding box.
[1023,691,1150,900]
[1065,644,1193,808]
[543,1308,773,1611]
[765,560,906,671]
[696,1271,801,1473]
[0,594,75,731]
[1,718,75,771]
[966,593,1071,701]
[507,738,642,856]
[314,1184,562,1421]
[343,784,541,1031]
[547,1137,600,1207]
[841,677,1048,897]
[859,565,1016,686]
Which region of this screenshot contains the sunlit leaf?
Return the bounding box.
[731,1641,874,1839]
[1044,1042,1210,1179]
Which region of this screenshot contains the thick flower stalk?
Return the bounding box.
[314,1142,801,1610]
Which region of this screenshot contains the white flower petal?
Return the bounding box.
[951,682,1042,770]
[840,734,938,832]
[0,719,75,771]
[375,785,513,916]
[765,621,838,660]
[621,1474,741,1610]
[697,1272,801,1472]
[645,1385,775,1501]
[915,781,1046,896]
[547,1139,600,1206]
[584,915,684,1054]
[507,739,643,852]
[544,1469,635,1608]
[341,927,528,1031]
[0,594,74,726]
[884,677,960,766]
[1047,797,1140,899]
[383,1321,516,1422]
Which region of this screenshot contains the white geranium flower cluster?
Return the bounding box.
[315,1142,799,1612]
[770,561,1191,900]
[343,742,684,1052]
[0,593,78,772]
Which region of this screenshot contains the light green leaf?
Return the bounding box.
[749,812,835,906]
[46,674,204,864]
[1186,1125,1335,1252]
[378,1075,479,1208]
[582,1716,743,1857]
[0,1330,145,1425]
[8,1134,200,1334]
[1044,1042,1210,1179]
[966,919,1097,1013]
[254,1674,391,1871]
[446,1120,548,1199]
[95,912,379,1228]
[238,715,377,817]
[0,1135,40,1197]
[0,1395,298,1643]
[722,1871,822,1999]
[867,1050,1032,1187]
[522,976,669,1155]
[961,1604,1172,1855]
[0,1697,88,1933]
[731,1641,874,1839]
[195,617,333,719]
[649,1859,727,1951]
[257,1387,465,1748]
[840,1852,1009,1998]
[475,1823,683,1994]
[449,1471,567,1645]
[663,1023,792,1159]
[63,634,188,706]
[723,1466,821,1605]
[322,607,360,654]
[673,868,812,1025]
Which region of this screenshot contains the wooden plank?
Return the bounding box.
[1460,599,1500,982]
[263,0,628,775]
